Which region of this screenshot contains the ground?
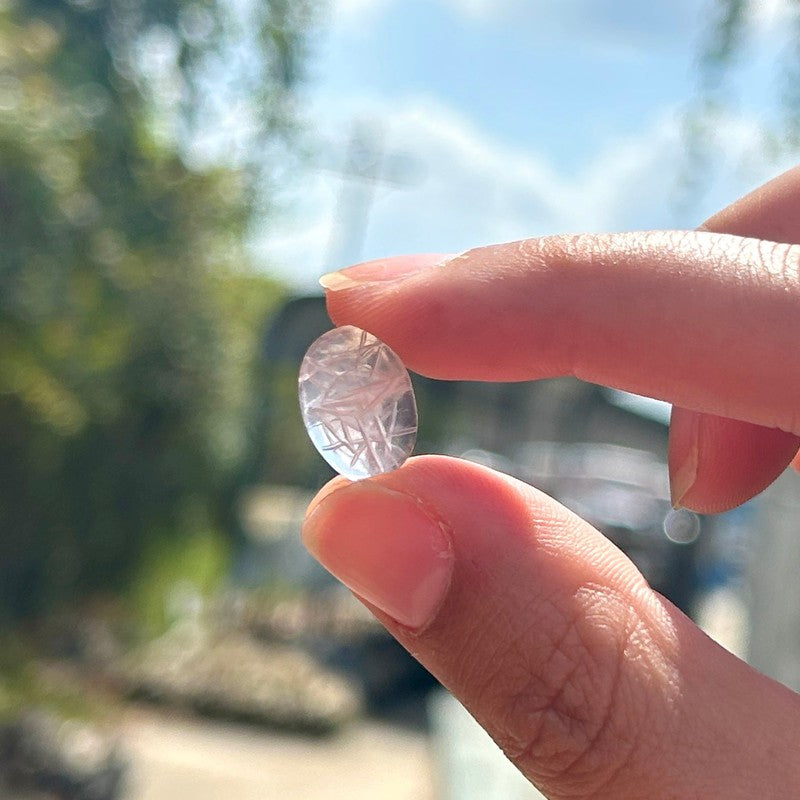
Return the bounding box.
[121,708,435,800]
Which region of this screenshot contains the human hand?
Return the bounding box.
[302,167,800,798]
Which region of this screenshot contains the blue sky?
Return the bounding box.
[260,0,798,288]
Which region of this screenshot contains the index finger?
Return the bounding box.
[324,229,800,435]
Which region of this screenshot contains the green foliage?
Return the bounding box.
[688,1,800,149]
[127,525,230,639]
[0,662,114,724]
[678,0,800,208]
[0,0,309,618]
[260,363,327,487]
[699,0,748,83]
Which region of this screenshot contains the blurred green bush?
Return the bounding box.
[0,0,312,619]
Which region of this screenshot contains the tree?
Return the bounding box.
[682,0,800,202]
[0,0,311,618]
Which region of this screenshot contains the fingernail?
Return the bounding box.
[302,482,453,629]
[319,253,453,292]
[669,414,700,509]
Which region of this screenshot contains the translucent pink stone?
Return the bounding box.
[298,326,417,480]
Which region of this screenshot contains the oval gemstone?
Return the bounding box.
[298,326,418,480]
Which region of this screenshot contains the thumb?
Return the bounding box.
[302,455,800,800]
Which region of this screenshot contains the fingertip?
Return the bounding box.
[669,408,800,513]
[304,475,351,521]
[322,253,454,332]
[669,406,699,509]
[320,253,454,292]
[301,472,454,630]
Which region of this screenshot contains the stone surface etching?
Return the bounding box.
[298,325,418,480]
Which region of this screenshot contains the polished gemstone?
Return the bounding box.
[298,326,417,480]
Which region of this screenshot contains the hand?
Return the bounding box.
[302,167,800,798]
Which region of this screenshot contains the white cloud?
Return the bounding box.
[331,0,710,51]
[330,0,797,54]
[257,96,793,289]
[442,0,703,34]
[328,0,394,31]
[749,0,794,32]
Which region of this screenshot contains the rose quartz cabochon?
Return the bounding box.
[298,326,418,480]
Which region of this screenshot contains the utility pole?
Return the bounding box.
[323,118,421,270]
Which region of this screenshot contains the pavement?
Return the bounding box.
[120,709,435,800]
[119,689,550,800]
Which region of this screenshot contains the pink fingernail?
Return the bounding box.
[669,414,700,509]
[302,482,453,630]
[319,253,453,292]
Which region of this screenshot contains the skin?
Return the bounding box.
[302,166,800,799]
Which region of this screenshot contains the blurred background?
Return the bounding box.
[2,1,800,798]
